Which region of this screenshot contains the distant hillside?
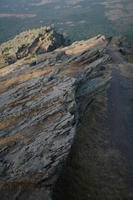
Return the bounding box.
[0,0,133,44]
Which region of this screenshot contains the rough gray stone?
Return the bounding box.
[0,32,111,199]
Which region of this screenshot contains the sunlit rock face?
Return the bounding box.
[0,26,67,66]
[0,28,111,200]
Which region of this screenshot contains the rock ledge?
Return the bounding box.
[0,29,111,200]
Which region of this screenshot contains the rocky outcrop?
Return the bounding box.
[0,27,67,66]
[0,31,111,200]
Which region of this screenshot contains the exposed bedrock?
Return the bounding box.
[0,26,67,66]
[0,29,111,199]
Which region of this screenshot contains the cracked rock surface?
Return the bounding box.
[0,29,111,200]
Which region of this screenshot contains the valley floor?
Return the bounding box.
[53,43,133,200]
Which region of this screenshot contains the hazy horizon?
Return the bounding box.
[0,0,133,44]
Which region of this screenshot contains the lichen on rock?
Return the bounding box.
[0,26,67,66]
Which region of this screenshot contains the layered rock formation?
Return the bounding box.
[0,28,111,200]
[0,26,66,66]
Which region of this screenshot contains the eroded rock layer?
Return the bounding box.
[0,29,111,200]
[0,27,66,66]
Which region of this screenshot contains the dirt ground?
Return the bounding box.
[53,44,133,200]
